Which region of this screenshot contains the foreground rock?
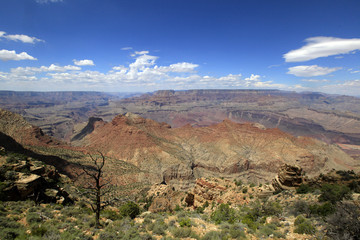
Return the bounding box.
[272,164,305,191]
[0,152,73,204]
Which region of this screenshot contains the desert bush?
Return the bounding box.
[26,212,43,224]
[178,217,192,227]
[336,170,356,181]
[201,230,224,240]
[309,202,335,216]
[102,209,122,221]
[296,183,314,194]
[348,180,360,193]
[0,227,26,240]
[234,179,242,186]
[171,227,193,238]
[262,200,282,216]
[223,223,246,239]
[291,200,310,216]
[326,202,360,240]
[119,201,140,219]
[151,218,168,235]
[318,183,351,204]
[294,215,315,235]
[256,223,277,238]
[174,204,182,212]
[31,224,48,236]
[211,203,236,224]
[4,170,17,181]
[242,187,248,193]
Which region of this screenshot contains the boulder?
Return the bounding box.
[272,164,304,191]
[15,173,42,199]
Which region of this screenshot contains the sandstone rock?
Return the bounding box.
[15,173,42,199]
[148,197,171,213]
[272,164,304,191]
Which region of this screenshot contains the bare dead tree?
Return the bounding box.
[77,151,114,228]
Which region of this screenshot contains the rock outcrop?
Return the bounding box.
[0,153,73,204]
[272,164,305,191]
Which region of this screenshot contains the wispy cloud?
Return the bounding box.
[73,59,95,66]
[0,49,37,61]
[301,79,330,83]
[287,65,341,77]
[121,47,133,50]
[35,0,63,3]
[0,51,284,91]
[284,37,360,62]
[320,80,360,96]
[0,31,44,44]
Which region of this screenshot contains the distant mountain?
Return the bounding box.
[1,89,360,161]
[74,113,358,190]
[114,89,360,160]
[0,91,140,141]
[0,108,60,146]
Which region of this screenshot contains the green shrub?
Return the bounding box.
[210,203,236,224]
[348,180,360,193]
[309,202,335,216]
[326,202,360,240]
[201,230,223,240]
[119,201,140,219]
[319,183,352,204]
[294,215,306,226]
[228,224,246,239]
[241,215,258,231]
[242,187,248,193]
[102,209,121,221]
[291,200,310,216]
[26,212,43,224]
[0,227,26,240]
[178,217,192,227]
[174,204,182,212]
[294,220,316,235]
[151,218,168,235]
[296,184,313,194]
[171,227,192,238]
[234,179,242,187]
[262,201,282,216]
[31,224,48,236]
[257,224,277,238]
[294,215,315,235]
[336,170,356,181]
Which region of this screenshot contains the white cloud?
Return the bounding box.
[0,49,37,61]
[245,74,261,81]
[157,62,199,73]
[73,59,95,66]
[0,51,287,91]
[121,47,132,50]
[287,65,341,77]
[134,51,149,55]
[284,37,360,62]
[35,0,63,3]
[319,80,360,96]
[112,65,128,71]
[10,64,80,75]
[301,79,330,83]
[0,31,44,44]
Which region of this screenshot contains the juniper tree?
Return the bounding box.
[78,152,114,228]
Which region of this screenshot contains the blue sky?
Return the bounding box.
[1,0,360,95]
